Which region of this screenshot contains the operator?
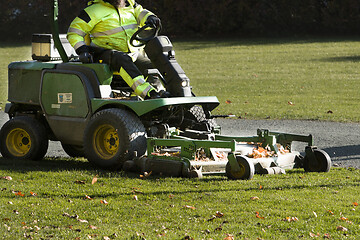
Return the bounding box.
[67,0,162,99]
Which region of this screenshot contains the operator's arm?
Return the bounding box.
[67,9,95,54]
[131,1,157,26]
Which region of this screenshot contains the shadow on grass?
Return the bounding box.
[174,36,360,51]
[319,56,360,62]
[0,157,97,172]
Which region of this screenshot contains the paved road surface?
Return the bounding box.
[1,112,359,168]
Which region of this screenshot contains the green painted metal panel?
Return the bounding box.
[41,72,89,117]
[91,96,220,116]
[68,63,113,85]
[8,61,56,104]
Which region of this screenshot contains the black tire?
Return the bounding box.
[61,143,85,158]
[226,155,255,180]
[181,105,218,131]
[0,116,48,161]
[303,149,331,172]
[83,108,147,170]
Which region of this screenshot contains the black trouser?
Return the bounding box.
[90,47,155,97]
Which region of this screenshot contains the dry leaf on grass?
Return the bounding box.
[224,234,234,240]
[255,211,265,219]
[184,205,196,210]
[13,191,24,197]
[283,216,298,222]
[91,175,98,185]
[85,195,93,200]
[100,199,109,205]
[250,196,259,200]
[309,232,320,237]
[336,225,348,232]
[1,176,12,180]
[140,171,152,179]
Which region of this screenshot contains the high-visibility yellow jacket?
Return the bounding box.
[67,0,154,53]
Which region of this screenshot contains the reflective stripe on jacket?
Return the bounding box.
[67,0,154,53]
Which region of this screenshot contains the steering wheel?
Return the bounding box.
[130,23,160,47]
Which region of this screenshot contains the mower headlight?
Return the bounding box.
[181,80,188,87]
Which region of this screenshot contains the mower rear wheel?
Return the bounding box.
[0,116,48,161]
[83,108,147,170]
[303,149,331,172]
[61,143,85,158]
[226,155,255,180]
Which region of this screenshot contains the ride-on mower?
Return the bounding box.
[0,0,331,180]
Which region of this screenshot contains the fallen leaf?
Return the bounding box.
[1,176,12,180]
[131,189,144,194]
[327,210,334,215]
[78,218,88,223]
[283,216,298,222]
[133,195,138,201]
[259,185,263,190]
[340,217,348,221]
[224,234,234,240]
[327,110,333,114]
[225,100,232,104]
[85,195,93,200]
[103,237,111,240]
[288,101,295,106]
[352,202,358,206]
[168,194,175,199]
[250,196,259,200]
[14,191,24,197]
[30,191,37,196]
[184,205,196,210]
[324,233,330,239]
[309,232,320,237]
[140,171,152,179]
[91,175,98,185]
[100,199,108,205]
[336,225,348,232]
[216,211,224,218]
[89,225,98,229]
[255,211,264,219]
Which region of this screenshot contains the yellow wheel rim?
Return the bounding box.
[6,128,32,157]
[231,162,246,179]
[93,124,119,160]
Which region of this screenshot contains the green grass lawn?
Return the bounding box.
[0,157,359,239]
[1,38,360,239]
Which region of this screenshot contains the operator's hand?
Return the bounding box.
[79,52,94,63]
[145,15,161,29]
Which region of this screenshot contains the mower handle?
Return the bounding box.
[130,23,161,47]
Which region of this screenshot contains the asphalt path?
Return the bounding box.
[0,111,359,168]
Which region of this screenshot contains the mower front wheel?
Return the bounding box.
[83,108,147,170]
[226,155,255,180]
[0,116,48,161]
